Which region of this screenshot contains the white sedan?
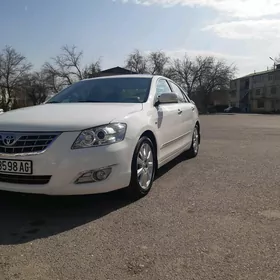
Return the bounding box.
[0,75,200,198]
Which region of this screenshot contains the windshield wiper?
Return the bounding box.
[47,100,106,103]
[76,100,104,103]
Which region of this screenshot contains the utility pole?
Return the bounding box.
[269,57,276,70]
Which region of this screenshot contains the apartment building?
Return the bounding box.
[230,65,280,113]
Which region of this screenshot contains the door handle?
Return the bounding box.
[191,107,195,111]
[178,109,182,115]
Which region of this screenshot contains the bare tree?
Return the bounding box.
[196,56,236,97]
[0,53,2,83]
[169,55,200,96]
[21,71,50,105]
[125,49,148,74]
[43,45,82,91]
[43,45,101,93]
[273,55,280,65]
[169,54,236,110]
[125,49,171,76]
[60,45,84,80]
[42,62,64,93]
[83,61,102,79]
[0,46,32,111]
[148,51,170,75]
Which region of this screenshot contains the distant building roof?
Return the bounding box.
[233,64,280,80]
[100,66,138,75]
[242,69,274,78]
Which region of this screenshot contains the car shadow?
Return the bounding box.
[0,190,136,245]
[0,153,188,245]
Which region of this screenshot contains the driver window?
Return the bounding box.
[169,82,187,103]
[156,79,172,98]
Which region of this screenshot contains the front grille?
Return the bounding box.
[0,174,51,184]
[0,133,60,154]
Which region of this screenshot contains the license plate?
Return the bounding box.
[0,159,33,174]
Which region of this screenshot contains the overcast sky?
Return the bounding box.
[1,0,279,77]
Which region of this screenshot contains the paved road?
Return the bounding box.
[1,114,280,280]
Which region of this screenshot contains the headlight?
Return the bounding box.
[72,123,127,149]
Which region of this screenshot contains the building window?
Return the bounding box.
[270,87,277,94]
[254,75,263,83]
[257,100,264,108]
[255,89,261,95]
[269,75,274,81]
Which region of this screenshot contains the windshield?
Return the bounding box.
[46,77,152,104]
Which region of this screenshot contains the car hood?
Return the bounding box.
[0,103,143,132]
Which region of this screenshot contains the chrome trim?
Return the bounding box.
[0,150,47,158]
[160,132,191,150]
[73,164,117,184]
[0,132,61,156]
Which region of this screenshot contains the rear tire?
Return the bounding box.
[185,125,200,158]
[126,136,156,199]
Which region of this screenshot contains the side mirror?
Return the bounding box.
[155,93,178,106]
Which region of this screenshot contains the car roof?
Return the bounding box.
[82,74,166,82]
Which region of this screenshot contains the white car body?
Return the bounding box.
[0,75,200,195]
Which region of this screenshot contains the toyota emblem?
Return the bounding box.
[2,135,17,146]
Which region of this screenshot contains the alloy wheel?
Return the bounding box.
[136,142,154,190]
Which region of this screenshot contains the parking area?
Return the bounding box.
[1,114,280,280]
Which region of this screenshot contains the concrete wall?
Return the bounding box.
[251,99,280,112]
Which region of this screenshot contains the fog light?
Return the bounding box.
[92,168,111,181]
[75,166,113,184]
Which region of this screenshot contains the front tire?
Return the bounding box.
[126,137,156,199]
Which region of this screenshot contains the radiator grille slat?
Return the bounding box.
[0,133,60,155]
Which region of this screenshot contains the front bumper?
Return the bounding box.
[0,132,135,195]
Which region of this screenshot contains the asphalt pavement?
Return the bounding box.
[1,114,280,280]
